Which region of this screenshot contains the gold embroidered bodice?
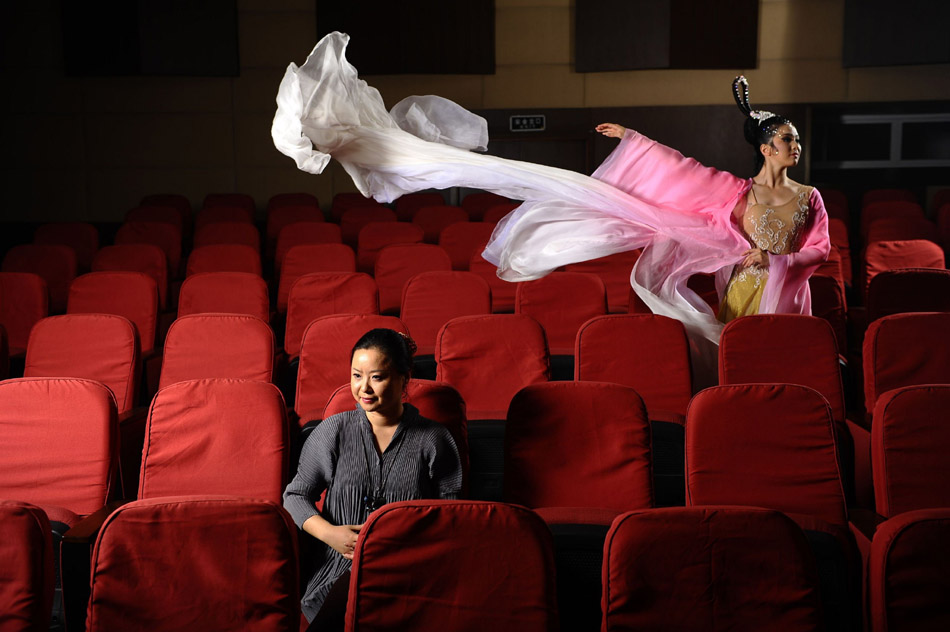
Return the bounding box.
[741,186,812,255]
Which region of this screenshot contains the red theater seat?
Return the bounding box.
[516,271,607,356]
[0,377,118,528]
[469,245,516,313]
[295,314,408,423]
[863,313,950,417]
[265,201,322,254]
[461,192,511,221]
[505,382,653,512]
[809,273,848,353]
[274,222,342,278]
[68,271,159,355]
[439,222,497,270]
[140,194,191,229]
[867,216,939,244]
[85,496,299,632]
[195,204,253,231]
[125,205,183,232]
[115,221,182,276]
[185,244,262,277]
[575,314,691,423]
[393,191,444,221]
[193,221,260,252]
[139,379,288,503]
[602,506,823,632]
[2,244,77,314]
[339,206,397,247]
[564,250,642,314]
[0,272,48,358]
[177,272,269,322]
[356,221,424,272]
[34,222,99,271]
[863,239,944,296]
[375,243,452,315]
[866,268,950,323]
[686,384,847,529]
[436,314,548,421]
[159,313,275,390]
[719,315,845,427]
[93,244,169,311]
[868,509,950,632]
[482,202,519,224]
[872,385,950,518]
[347,500,557,632]
[0,500,54,632]
[400,271,491,355]
[277,243,355,312]
[412,205,469,243]
[284,273,378,359]
[24,314,139,415]
[202,193,255,213]
[330,192,380,222]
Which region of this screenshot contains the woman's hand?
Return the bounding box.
[323,523,363,560]
[596,123,627,139]
[740,247,770,269]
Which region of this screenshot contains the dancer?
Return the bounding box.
[284,328,462,626]
[272,32,829,379]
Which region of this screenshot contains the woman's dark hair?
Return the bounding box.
[732,76,792,172]
[351,328,417,378]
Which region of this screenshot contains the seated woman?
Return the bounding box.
[283,328,463,627]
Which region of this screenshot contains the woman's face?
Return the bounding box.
[766,123,801,166]
[350,347,406,419]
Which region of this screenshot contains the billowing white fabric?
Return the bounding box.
[271,32,827,384]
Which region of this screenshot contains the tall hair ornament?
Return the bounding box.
[732,75,778,123]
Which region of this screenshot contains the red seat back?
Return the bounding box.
[295,314,408,419]
[375,243,452,315]
[93,244,168,310]
[34,222,99,270]
[339,206,397,246]
[686,384,847,529]
[68,271,159,355]
[159,314,274,390]
[439,222,497,269]
[348,500,557,632]
[356,221,424,272]
[868,509,950,632]
[400,271,491,355]
[185,244,262,277]
[139,379,287,502]
[808,273,847,353]
[330,193,380,222]
[0,500,54,630]
[284,273,378,358]
[274,222,342,277]
[195,204,254,230]
[125,205,183,232]
[719,315,845,426]
[867,268,950,323]
[0,377,118,522]
[0,272,48,355]
[482,202,520,224]
[603,506,823,631]
[576,314,691,421]
[867,216,939,244]
[193,222,260,252]
[393,191,444,221]
[140,194,191,228]
[863,313,950,413]
[86,496,299,632]
[872,385,950,518]
[115,221,182,274]
[412,205,469,242]
[564,250,641,313]
[516,272,607,355]
[469,244,516,313]
[178,272,269,322]
[2,244,77,314]
[277,243,355,311]
[461,192,511,221]
[25,314,140,414]
[505,382,653,512]
[863,239,944,296]
[265,203,323,253]
[436,314,549,420]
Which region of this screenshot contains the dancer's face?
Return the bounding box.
[765,124,801,166]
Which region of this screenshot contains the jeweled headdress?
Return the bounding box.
[732,75,786,136]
